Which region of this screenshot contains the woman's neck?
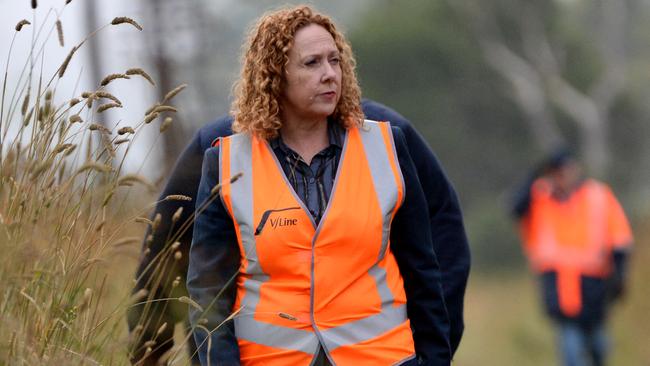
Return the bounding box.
[280,117,329,165]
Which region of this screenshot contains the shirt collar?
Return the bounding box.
[270,118,344,154]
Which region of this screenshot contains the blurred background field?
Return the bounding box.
[1,0,649,364]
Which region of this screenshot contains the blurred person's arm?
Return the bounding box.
[127,117,233,363]
[604,185,634,301]
[509,160,549,219]
[362,100,468,354]
[187,147,241,365]
[127,129,205,361]
[390,127,452,365]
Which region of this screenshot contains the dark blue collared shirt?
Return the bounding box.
[270,121,343,224]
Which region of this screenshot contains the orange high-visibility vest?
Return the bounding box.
[521,178,633,317]
[218,120,416,365]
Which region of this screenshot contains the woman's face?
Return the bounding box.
[281,24,342,123]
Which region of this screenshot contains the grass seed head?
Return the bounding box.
[15,20,30,31]
[53,143,74,154]
[117,126,135,135]
[143,112,159,124]
[94,91,122,105]
[117,174,155,191]
[152,213,162,232]
[63,144,77,156]
[88,123,110,133]
[23,109,33,126]
[69,114,82,123]
[156,323,168,336]
[69,98,80,107]
[162,83,187,104]
[145,103,160,116]
[76,162,112,175]
[126,68,155,85]
[152,105,178,114]
[160,117,172,132]
[172,207,183,223]
[111,17,143,31]
[135,217,153,225]
[164,194,191,202]
[21,91,30,115]
[100,73,130,87]
[97,102,122,113]
[129,289,149,304]
[58,46,78,78]
[56,20,64,47]
[178,296,203,312]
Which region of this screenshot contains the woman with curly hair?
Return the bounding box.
[187,5,451,365]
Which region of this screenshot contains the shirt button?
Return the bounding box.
[309,177,315,183]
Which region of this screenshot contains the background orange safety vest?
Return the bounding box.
[520,178,633,316]
[218,121,416,365]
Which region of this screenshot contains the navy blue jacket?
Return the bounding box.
[189,126,451,365]
[129,99,470,360]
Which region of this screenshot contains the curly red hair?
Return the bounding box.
[231,5,363,139]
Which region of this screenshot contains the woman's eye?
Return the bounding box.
[305,59,318,66]
[329,58,340,65]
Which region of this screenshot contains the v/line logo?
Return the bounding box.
[270,217,298,228]
[255,207,301,235]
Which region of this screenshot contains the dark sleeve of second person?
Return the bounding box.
[390,127,452,365]
[128,117,234,334]
[127,129,207,349]
[187,147,242,366]
[362,100,469,354]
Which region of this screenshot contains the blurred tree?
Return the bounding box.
[349,0,650,270]
[449,0,632,177]
[142,0,192,171]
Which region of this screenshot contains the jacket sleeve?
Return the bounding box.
[603,185,634,301]
[389,127,451,365]
[127,130,206,358]
[392,117,470,354]
[127,117,235,361]
[187,147,241,365]
[509,166,547,220]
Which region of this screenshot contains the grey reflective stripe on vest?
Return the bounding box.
[321,304,408,351]
[223,133,321,355]
[225,122,408,356]
[320,120,407,351]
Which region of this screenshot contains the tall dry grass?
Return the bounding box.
[0,4,194,365]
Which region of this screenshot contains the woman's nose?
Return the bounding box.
[321,62,337,82]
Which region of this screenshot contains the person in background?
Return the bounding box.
[511,149,633,366]
[127,13,470,366]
